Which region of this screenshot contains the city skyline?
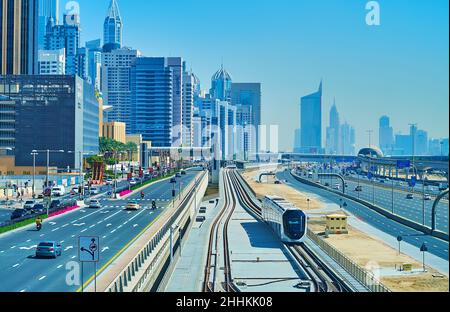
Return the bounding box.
[57,0,449,152]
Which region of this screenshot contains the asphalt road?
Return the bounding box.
[277,171,449,261]
[302,173,449,234]
[0,169,200,292]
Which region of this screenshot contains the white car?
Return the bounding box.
[51,186,66,197]
[423,194,432,201]
[90,187,100,195]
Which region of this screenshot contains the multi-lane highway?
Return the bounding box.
[277,170,449,260]
[302,172,448,233]
[0,169,200,292]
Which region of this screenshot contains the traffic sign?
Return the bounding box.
[367,172,373,180]
[78,236,100,262]
[396,160,411,169]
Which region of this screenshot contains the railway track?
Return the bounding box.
[203,170,239,292]
[228,169,350,292]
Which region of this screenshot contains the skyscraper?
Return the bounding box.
[86,39,102,91]
[167,57,184,147]
[300,81,323,154]
[183,69,195,147]
[379,115,394,155]
[231,83,261,157]
[326,100,340,154]
[103,0,123,52]
[340,122,356,155]
[210,65,232,101]
[38,48,65,74]
[131,57,173,147]
[101,47,141,133]
[1,0,39,75]
[38,0,59,50]
[45,14,81,76]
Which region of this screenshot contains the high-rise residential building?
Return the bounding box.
[101,47,141,133]
[131,57,173,147]
[0,75,99,169]
[1,0,39,75]
[86,39,103,91]
[38,48,65,74]
[167,57,184,147]
[45,14,81,76]
[236,104,253,160]
[103,0,122,52]
[325,100,340,154]
[379,115,394,155]
[300,82,323,154]
[182,69,195,147]
[231,83,261,158]
[38,0,59,50]
[340,122,356,155]
[394,134,412,155]
[210,65,232,101]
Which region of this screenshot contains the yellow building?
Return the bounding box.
[125,135,153,165]
[103,122,126,144]
[325,214,349,234]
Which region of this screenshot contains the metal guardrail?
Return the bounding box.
[106,171,207,292]
[307,229,391,292]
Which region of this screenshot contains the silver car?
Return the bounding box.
[36,241,62,258]
[23,200,37,210]
[88,199,102,209]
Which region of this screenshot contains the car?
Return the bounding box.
[333,184,340,190]
[170,177,177,184]
[35,241,62,259]
[32,204,46,214]
[324,183,330,187]
[423,194,432,201]
[355,186,363,192]
[196,216,206,222]
[379,180,385,184]
[88,199,102,209]
[176,173,182,178]
[51,186,65,197]
[23,200,37,210]
[129,179,137,186]
[126,201,140,210]
[50,200,62,210]
[105,179,113,185]
[181,170,187,175]
[11,209,28,220]
[274,180,282,185]
[406,193,414,199]
[90,187,100,195]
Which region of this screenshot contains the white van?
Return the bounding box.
[51,185,66,197]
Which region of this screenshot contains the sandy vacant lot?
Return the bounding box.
[242,168,449,292]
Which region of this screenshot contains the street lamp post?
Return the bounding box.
[31,152,38,198]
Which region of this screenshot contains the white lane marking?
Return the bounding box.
[104,211,121,221]
[133,224,138,228]
[26,239,31,243]
[102,235,107,239]
[89,224,95,228]
[80,229,87,233]
[20,289,26,292]
[101,247,109,253]
[73,223,85,227]
[110,229,116,234]
[57,265,63,269]
[71,235,75,238]
[51,227,60,232]
[64,246,74,251]
[39,276,46,281]
[61,224,69,228]
[19,245,37,250]
[12,263,20,268]
[117,225,123,229]
[71,256,76,259]
[97,221,103,225]
[106,223,112,227]
[60,240,65,244]
[10,246,16,249]
[49,222,57,225]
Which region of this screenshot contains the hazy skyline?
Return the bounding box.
[62,0,449,152]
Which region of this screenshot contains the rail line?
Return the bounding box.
[203,170,239,292]
[228,169,351,292]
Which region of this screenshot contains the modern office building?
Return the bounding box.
[416,129,428,156]
[325,100,340,155]
[45,14,81,76]
[101,47,141,132]
[38,48,65,74]
[166,57,184,147]
[379,115,394,155]
[86,39,103,91]
[1,0,39,75]
[210,65,232,101]
[300,82,323,154]
[0,75,99,169]
[131,57,173,147]
[102,122,126,144]
[103,0,123,52]
[183,70,195,147]
[38,0,59,50]
[76,47,90,82]
[340,122,356,155]
[394,134,412,156]
[231,83,261,158]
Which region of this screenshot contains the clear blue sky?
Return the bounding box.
[63,0,449,152]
